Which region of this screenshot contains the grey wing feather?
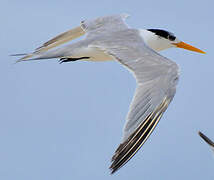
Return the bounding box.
[34,26,85,53]
[80,13,130,37]
[18,26,85,61]
[90,29,179,173]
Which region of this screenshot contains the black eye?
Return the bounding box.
[168,35,176,41]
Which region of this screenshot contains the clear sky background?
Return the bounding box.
[1,0,214,179]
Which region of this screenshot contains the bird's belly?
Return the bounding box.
[69,47,114,61]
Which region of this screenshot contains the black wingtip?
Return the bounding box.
[110,169,116,174]
[198,131,214,147]
[198,131,203,137]
[109,166,119,174]
[109,98,170,174]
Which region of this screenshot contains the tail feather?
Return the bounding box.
[10,53,35,63]
[12,48,67,62]
[10,53,28,56]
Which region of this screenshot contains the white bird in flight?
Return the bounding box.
[14,14,205,173]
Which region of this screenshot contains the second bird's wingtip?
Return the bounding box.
[198,131,214,147]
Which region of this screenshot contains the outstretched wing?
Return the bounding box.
[19,26,85,61]
[90,29,179,173]
[35,26,85,53]
[16,13,129,61]
[80,13,130,38]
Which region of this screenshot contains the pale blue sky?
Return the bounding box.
[1,0,214,179]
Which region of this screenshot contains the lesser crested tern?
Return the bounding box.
[14,14,205,173]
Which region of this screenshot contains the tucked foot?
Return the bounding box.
[59,57,90,64]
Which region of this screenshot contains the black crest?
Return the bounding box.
[147,29,176,41]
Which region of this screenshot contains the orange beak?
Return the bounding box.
[172,41,206,54]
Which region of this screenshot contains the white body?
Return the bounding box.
[69,46,113,61]
[66,29,177,61]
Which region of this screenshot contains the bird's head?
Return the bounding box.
[140,29,205,53]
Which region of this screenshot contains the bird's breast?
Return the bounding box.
[69,47,113,61]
